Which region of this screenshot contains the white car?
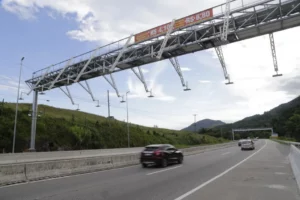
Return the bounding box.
[241,139,255,151]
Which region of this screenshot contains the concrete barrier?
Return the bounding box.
[0,164,26,185]
[182,142,236,156]
[289,144,300,192]
[0,147,143,165]
[0,142,237,186]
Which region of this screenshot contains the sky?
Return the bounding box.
[1,0,300,130]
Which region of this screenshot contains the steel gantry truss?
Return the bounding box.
[24,0,300,151]
[232,127,274,140]
[26,0,300,93]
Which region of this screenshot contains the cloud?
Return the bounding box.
[181,67,191,72]
[128,68,149,75]
[3,0,300,129]
[0,78,28,93]
[199,80,211,84]
[141,69,149,74]
[276,75,300,96]
[1,0,38,20]
[0,75,13,81]
[127,61,175,102]
[1,0,228,43]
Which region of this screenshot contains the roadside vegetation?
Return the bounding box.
[199,96,300,142]
[0,103,227,153]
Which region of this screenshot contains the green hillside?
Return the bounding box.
[207,96,300,141]
[0,102,226,153]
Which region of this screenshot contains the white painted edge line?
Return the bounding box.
[174,140,268,200]
[146,165,182,176]
[221,152,231,156]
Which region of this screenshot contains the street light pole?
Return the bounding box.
[126,91,130,147]
[107,90,110,117]
[193,114,197,133]
[121,91,130,147]
[12,57,24,153]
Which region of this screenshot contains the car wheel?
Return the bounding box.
[161,159,167,168]
[142,163,147,168]
[178,156,183,164]
[241,148,244,151]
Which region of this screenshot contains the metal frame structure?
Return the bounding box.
[103,74,121,97]
[169,57,191,90]
[156,19,176,59]
[221,0,232,41]
[215,46,234,84]
[269,33,283,77]
[232,127,274,140]
[59,86,75,105]
[26,0,300,92]
[131,67,149,93]
[24,0,300,151]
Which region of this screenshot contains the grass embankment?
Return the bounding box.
[0,103,228,152]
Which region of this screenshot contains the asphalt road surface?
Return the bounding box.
[0,140,299,200]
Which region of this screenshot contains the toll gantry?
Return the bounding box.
[24,0,300,150]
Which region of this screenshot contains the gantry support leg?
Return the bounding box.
[131,67,149,93]
[103,74,121,97]
[215,46,233,85]
[269,33,282,77]
[169,57,191,91]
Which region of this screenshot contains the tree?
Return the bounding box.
[285,114,300,141]
[198,128,207,134]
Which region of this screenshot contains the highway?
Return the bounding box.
[0,140,299,200]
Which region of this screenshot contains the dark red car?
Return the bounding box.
[140,144,184,168]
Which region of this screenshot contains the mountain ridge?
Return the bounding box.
[210,95,300,140]
[181,119,226,132]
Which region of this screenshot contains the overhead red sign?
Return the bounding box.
[135,9,213,43]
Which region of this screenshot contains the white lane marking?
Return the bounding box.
[267,184,287,190]
[221,152,231,156]
[0,165,139,189]
[174,140,267,200]
[146,165,182,176]
[275,172,287,175]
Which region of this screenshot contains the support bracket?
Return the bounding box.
[131,67,149,92]
[103,74,121,97]
[156,19,176,60]
[59,86,75,105]
[221,0,231,41]
[169,57,188,89]
[110,35,133,72]
[269,33,282,77]
[78,80,96,101]
[215,46,233,85]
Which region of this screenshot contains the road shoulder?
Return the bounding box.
[179,140,300,200]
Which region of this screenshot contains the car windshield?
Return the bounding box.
[242,141,252,144]
[144,146,162,151]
